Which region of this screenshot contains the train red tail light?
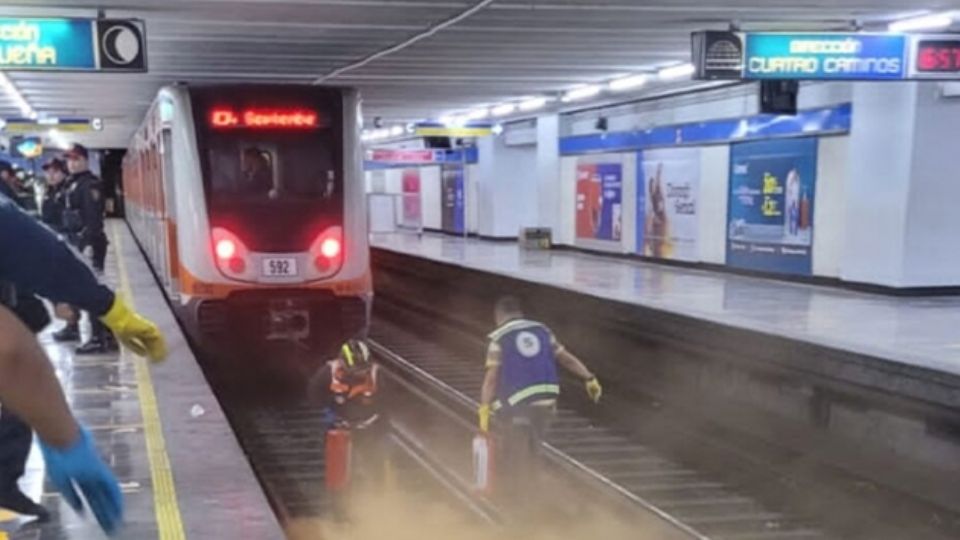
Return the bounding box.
[310,227,343,273]
[211,227,249,277]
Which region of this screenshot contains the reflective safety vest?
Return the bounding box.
[329,360,379,406]
[490,319,560,410]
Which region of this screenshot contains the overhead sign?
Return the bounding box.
[694,31,960,81]
[414,123,492,137]
[0,18,146,71]
[745,33,906,80]
[911,38,960,75]
[1,117,101,133]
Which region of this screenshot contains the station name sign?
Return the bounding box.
[0,18,146,72]
[693,31,960,81]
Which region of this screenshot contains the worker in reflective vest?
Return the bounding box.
[478,296,601,499]
[312,339,381,428]
[310,339,389,492]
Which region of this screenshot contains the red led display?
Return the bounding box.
[209,108,319,129]
[915,40,960,73]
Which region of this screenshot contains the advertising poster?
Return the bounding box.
[637,148,700,261]
[441,163,465,234]
[401,168,421,227]
[727,137,817,275]
[575,160,623,241]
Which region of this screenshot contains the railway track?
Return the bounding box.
[369,313,834,540]
[217,360,499,533]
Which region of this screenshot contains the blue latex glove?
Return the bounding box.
[40,426,124,535]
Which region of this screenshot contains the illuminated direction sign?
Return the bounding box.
[0,18,146,71]
[693,31,960,81]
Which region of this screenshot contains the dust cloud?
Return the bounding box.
[286,483,650,540]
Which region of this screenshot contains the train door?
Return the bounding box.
[160,127,181,301]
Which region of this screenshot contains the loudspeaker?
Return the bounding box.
[760,80,799,115]
[424,136,452,149]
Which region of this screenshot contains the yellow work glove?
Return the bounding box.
[478,404,492,433]
[585,377,603,403]
[100,295,168,362]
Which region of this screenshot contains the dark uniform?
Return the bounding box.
[61,144,116,353]
[0,188,54,519]
[63,170,108,273]
[0,192,121,523]
[40,160,69,233]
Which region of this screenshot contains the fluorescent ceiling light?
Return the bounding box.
[490,103,516,117]
[491,123,504,135]
[658,63,695,80]
[609,74,649,92]
[465,108,489,120]
[439,115,467,128]
[389,125,404,136]
[0,72,36,119]
[48,129,70,150]
[518,97,549,111]
[561,85,601,102]
[889,12,953,32]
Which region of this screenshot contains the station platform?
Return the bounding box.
[0,221,284,539]
[371,232,960,402]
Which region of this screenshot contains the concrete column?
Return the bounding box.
[535,114,560,232]
[843,81,960,287]
[842,82,917,286]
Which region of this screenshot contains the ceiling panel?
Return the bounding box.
[0,0,954,147]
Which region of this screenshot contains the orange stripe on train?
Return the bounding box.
[177,264,372,299]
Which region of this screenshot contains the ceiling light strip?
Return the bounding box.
[0,72,37,118]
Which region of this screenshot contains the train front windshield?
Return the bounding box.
[192,87,344,253]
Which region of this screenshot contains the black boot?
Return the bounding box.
[52,323,80,342]
[76,336,114,355]
[0,487,50,520]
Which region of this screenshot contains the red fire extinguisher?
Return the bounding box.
[472,432,494,495]
[326,427,352,492]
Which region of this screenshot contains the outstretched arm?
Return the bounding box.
[0,304,78,448]
[555,343,595,381]
[0,197,113,315]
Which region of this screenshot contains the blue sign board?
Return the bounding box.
[558,103,851,156]
[744,33,906,80]
[727,138,818,276]
[0,18,145,71]
[441,163,465,234]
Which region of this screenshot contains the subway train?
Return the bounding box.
[123,84,370,357]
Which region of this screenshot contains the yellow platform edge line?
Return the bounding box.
[111,222,187,540]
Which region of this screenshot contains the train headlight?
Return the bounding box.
[215,239,236,260]
[320,238,341,259]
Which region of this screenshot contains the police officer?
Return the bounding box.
[63,144,116,354]
[478,297,602,497]
[40,157,69,232]
[0,192,167,534]
[0,161,21,202]
[38,157,83,344]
